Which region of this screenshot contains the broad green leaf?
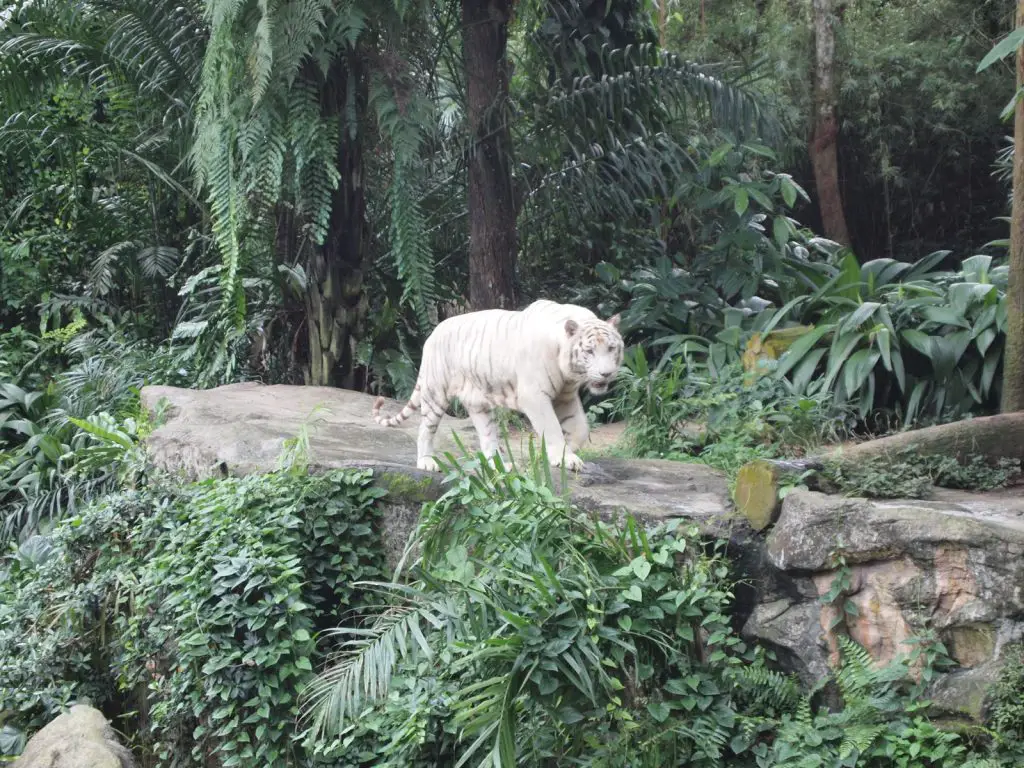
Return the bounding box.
[960,254,993,282]
[779,176,798,207]
[773,216,791,250]
[891,347,907,393]
[835,251,862,301]
[982,350,1001,394]
[900,329,934,357]
[875,327,892,371]
[840,302,881,332]
[904,379,929,424]
[733,187,749,216]
[977,26,1024,72]
[842,349,880,402]
[748,187,774,210]
[773,324,835,379]
[822,332,864,393]
[976,328,997,356]
[630,556,652,581]
[760,297,809,336]
[920,306,970,329]
[906,249,951,279]
[791,347,828,394]
[647,702,671,722]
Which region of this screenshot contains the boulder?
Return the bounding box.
[141,382,1024,721]
[140,384,740,561]
[748,488,1024,716]
[12,704,134,768]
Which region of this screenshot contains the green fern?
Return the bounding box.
[192,0,440,367]
[301,597,445,739]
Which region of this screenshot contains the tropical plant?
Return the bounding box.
[0,324,189,544]
[303,451,785,766]
[607,346,849,474]
[765,250,1008,425]
[191,0,440,387]
[0,0,208,337]
[0,469,388,765]
[745,635,970,767]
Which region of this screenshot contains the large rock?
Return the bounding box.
[747,488,1024,718]
[140,383,1024,721]
[13,704,134,768]
[140,383,738,554]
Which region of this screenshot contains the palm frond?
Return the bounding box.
[301,596,445,739]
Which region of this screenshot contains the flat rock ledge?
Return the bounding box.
[140,382,1024,722]
[139,383,741,547]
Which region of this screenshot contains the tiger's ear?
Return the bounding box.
[564,319,579,337]
[607,314,621,329]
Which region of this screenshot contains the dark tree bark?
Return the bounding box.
[1004,0,1024,412]
[303,58,370,387]
[463,0,519,311]
[810,0,852,247]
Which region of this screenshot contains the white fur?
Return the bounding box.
[372,299,624,472]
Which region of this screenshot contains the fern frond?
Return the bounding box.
[732,663,803,712]
[835,635,886,700]
[838,723,885,761]
[301,597,444,739]
[369,64,438,331]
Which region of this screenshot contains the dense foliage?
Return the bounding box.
[0,469,386,766]
[3,0,1024,764]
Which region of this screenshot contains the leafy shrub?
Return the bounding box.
[983,644,1024,763]
[303,454,772,766]
[608,348,849,474]
[765,251,1007,425]
[0,324,198,544]
[0,469,387,766]
[602,234,1007,433]
[745,636,969,767]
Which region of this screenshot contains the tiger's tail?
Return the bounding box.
[372,384,421,427]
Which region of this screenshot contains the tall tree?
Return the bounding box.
[809,0,852,247]
[194,0,433,386]
[463,0,519,310]
[1004,0,1024,412]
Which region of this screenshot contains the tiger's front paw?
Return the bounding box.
[417,456,441,472]
[552,451,584,472]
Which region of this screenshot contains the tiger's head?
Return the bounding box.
[565,314,624,395]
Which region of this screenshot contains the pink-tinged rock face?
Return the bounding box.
[754,488,1024,720]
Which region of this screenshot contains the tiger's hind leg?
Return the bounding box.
[555,396,590,452]
[417,396,448,472]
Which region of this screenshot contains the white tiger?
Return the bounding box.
[372,299,624,472]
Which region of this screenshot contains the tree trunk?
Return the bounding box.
[463,0,519,311]
[304,59,370,387]
[1004,0,1024,412]
[809,0,852,247]
[734,413,1024,528]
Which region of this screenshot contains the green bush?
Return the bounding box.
[303,454,771,766]
[0,324,200,544]
[607,348,849,475]
[0,469,387,766]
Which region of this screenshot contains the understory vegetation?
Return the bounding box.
[4,0,1024,762]
[3,454,1024,766]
